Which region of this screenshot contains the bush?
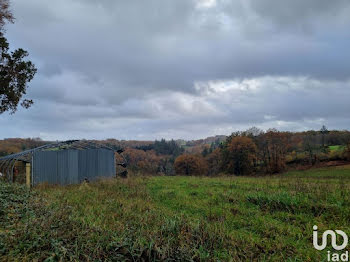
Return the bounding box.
[328,150,346,161]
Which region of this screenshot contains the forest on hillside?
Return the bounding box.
[1,126,350,176]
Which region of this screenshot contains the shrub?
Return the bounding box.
[328,150,346,161]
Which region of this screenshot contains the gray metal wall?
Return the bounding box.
[78,149,116,182]
[33,149,115,185]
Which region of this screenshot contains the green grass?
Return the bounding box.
[1,166,350,261]
[328,145,346,152]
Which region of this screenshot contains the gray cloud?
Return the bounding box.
[0,0,349,140]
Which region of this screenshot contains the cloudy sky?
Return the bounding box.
[1,0,350,140]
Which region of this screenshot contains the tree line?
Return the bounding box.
[174,127,350,176]
[1,127,350,176]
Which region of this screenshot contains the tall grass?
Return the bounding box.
[1,165,350,261]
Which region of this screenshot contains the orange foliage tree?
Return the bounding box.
[223,136,257,175]
[123,148,163,174]
[0,138,45,156]
[174,154,208,176]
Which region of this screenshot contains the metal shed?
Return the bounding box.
[0,140,126,186]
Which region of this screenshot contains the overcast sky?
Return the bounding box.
[1,0,350,140]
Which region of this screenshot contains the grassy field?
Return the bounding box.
[328,145,346,152]
[1,165,350,261]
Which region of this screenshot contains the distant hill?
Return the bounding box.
[183,135,227,147]
[0,135,228,157]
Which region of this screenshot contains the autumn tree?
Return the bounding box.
[0,137,45,156]
[244,126,264,137]
[0,0,37,114]
[174,154,208,176]
[205,148,222,175]
[302,133,320,166]
[320,125,329,151]
[223,136,257,175]
[258,130,291,173]
[123,148,163,174]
